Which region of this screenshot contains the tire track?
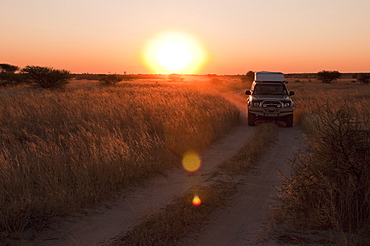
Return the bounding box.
[181,126,306,246]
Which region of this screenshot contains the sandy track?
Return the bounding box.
[15,96,256,246]
[181,125,306,246]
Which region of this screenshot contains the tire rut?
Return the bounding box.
[181,126,306,246]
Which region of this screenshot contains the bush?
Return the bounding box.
[280,104,370,232]
[0,73,23,87]
[317,70,341,83]
[99,74,123,86]
[22,66,71,89]
[357,73,370,84]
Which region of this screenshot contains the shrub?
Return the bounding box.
[99,74,123,86]
[280,104,370,232]
[357,73,370,84]
[22,66,71,89]
[317,70,341,83]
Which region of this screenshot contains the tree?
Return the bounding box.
[316,70,341,83]
[0,63,21,86]
[22,66,71,89]
[0,64,19,73]
[241,71,254,83]
[356,73,370,84]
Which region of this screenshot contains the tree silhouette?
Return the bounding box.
[0,64,19,73]
[317,70,341,83]
[22,66,71,89]
[0,63,21,86]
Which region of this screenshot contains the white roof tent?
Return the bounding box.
[254,71,285,82]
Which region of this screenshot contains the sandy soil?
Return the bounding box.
[11,91,305,246]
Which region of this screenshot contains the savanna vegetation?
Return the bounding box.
[316,70,341,83]
[1,69,369,245]
[276,77,370,245]
[0,78,239,236]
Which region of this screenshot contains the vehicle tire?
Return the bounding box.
[248,112,256,126]
[285,114,293,127]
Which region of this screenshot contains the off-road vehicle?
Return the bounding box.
[245,71,295,127]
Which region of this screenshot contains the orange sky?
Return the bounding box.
[1,0,369,74]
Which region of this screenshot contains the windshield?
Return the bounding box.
[253,84,287,95]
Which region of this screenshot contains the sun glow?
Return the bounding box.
[142,31,208,74]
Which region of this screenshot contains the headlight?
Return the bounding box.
[283,102,291,107]
[253,102,260,107]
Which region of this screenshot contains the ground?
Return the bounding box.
[10,89,306,246]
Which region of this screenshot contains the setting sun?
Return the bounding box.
[141,31,208,74]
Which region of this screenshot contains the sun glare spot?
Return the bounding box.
[142,31,208,74]
[192,195,202,206]
[182,151,201,173]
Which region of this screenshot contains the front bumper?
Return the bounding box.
[248,107,293,118]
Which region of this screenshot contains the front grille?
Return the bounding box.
[262,101,281,108]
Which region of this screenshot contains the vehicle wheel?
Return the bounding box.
[285,114,293,127]
[248,112,256,126]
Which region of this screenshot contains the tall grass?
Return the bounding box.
[278,80,370,243]
[0,82,239,234]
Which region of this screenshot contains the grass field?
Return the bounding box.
[0,78,239,234]
[1,75,369,244]
[278,77,370,244]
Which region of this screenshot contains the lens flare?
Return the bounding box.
[182,151,201,173]
[141,30,208,74]
[192,195,202,206]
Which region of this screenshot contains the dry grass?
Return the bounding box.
[276,78,370,245]
[219,123,278,173]
[0,81,239,235]
[285,78,370,132]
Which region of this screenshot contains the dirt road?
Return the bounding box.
[180,126,306,246]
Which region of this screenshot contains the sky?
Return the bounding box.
[1,0,370,74]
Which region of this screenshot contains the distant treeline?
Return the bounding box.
[285,73,370,79]
[74,73,370,81]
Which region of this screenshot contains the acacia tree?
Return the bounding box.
[22,66,71,88]
[0,63,21,86]
[317,70,341,83]
[0,64,19,73]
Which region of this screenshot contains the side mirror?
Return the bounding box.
[289,91,295,96]
[245,90,251,95]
